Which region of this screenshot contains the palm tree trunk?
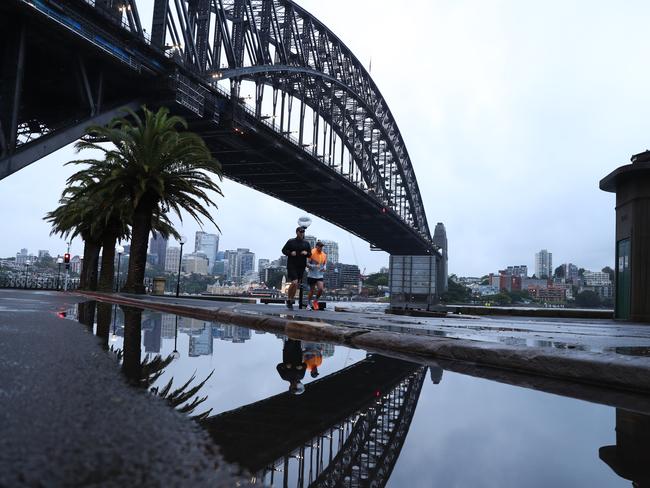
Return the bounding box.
[123,199,154,294]
[95,302,112,350]
[81,238,101,291]
[77,301,96,332]
[97,230,118,292]
[121,305,142,386]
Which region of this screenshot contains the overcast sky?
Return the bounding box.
[2,0,649,276]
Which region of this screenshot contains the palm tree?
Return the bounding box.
[74,106,222,294]
[44,187,102,290]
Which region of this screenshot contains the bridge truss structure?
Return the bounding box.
[253,365,427,487]
[0,0,434,253]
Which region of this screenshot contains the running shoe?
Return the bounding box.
[286,300,294,310]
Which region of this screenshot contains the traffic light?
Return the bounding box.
[64,253,70,264]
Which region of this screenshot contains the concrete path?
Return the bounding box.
[0,290,248,487]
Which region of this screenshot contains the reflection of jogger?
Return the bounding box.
[276,339,307,394]
[303,343,323,378]
[306,241,327,310]
[282,227,311,310]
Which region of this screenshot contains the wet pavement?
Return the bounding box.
[0,290,247,487]
[2,289,650,487]
[119,294,650,355]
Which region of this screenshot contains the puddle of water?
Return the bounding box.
[74,301,645,487]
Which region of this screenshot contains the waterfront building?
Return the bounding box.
[584,271,612,287]
[337,263,361,289]
[194,231,219,269]
[164,247,181,272]
[535,249,553,279]
[183,252,209,275]
[224,248,256,283]
[522,277,549,290]
[529,286,566,305]
[505,265,528,278]
[148,234,168,270]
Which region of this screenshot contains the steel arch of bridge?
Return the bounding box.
[150,0,432,243]
[1,0,433,248]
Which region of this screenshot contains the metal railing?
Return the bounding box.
[0,275,81,291]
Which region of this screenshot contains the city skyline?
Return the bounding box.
[3,0,649,275]
[5,243,613,280]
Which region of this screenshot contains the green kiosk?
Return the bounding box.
[600,151,650,322]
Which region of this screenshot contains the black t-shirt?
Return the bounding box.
[276,339,306,382]
[282,238,311,269]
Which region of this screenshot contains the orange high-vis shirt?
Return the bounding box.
[309,249,327,266]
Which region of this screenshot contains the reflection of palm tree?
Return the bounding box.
[77,302,96,332]
[95,302,112,349]
[150,370,214,421]
[118,305,213,419]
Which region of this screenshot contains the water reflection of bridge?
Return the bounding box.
[202,355,429,487]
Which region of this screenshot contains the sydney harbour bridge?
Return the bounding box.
[0,0,436,257]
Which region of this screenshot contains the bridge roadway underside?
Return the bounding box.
[201,355,418,473]
[187,109,431,255]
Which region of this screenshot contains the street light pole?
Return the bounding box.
[172,315,180,359]
[56,257,63,290]
[24,260,31,288]
[176,236,186,298]
[115,245,124,292]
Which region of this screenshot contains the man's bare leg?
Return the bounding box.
[287,280,298,308]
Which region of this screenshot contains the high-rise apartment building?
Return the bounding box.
[165,246,181,272]
[320,239,339,264]
[535,249,553,279]
[432,223,448,293]
[223,248,255,283]
[148,234,168,270]
[194,231,219,269]
[565,263,579,281]
[258,259,270,271]
[239,248,255,276]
